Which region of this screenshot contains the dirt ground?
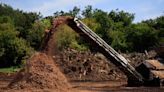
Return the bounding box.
[1,75,164,92]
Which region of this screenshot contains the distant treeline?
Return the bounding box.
[0,4,163,67]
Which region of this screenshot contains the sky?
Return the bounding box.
[0,0,164,22]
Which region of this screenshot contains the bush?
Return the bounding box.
[0,16,33,67]
[126,23,158,52]
[55,25,76,50]
[109,31,128,52]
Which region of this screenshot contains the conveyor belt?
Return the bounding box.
[67,18,144,84]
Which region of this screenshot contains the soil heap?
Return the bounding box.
[8,52,70,91]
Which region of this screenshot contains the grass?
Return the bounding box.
[0,67,20,73]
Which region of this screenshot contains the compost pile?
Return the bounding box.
[54,48,126,81]
[8,52,70,91]
[122,50,157,67]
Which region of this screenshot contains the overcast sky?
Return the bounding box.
[0,0,164,22]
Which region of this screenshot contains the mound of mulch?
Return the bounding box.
[8,52,70,91]
[54,48,126,81]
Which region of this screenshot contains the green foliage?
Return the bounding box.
[126,23,158,51]
[93,9,112,43]
[0,4,41,39]
[69,6,80,17]
[153,16,164,44]
[53,6,80,18]
[155,16,164,30]
[0,4,36,67]
[0,4,163,68]
[77,18,100,50]
[0,66,19,73]
[41,18,51,29]
[109,31,128,51]
[55,25,76,49]
[108,9,134,26]
[0,16,32,67]
[53,6,162,52]
[69,41,88,51]
[82,5,93,18]
[54,11,65,17]
[143,16,164,44]
[55,24,88,51]
[26,21,47,49]
[82,18,100,32]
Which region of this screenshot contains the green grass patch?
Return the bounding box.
[0,67,20,73]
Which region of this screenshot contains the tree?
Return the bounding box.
[154,16,164,44]
[0,16,32,67]
[82,5,93,18]
[126,23,158,52]
[54,11,65,17]
[69,6,80,17]
[93,9,112,43]
[0,4,41,39]
[108,10,134,26]
[143,16,164,44]
[109,31,128,52]
[55,25,76,50]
